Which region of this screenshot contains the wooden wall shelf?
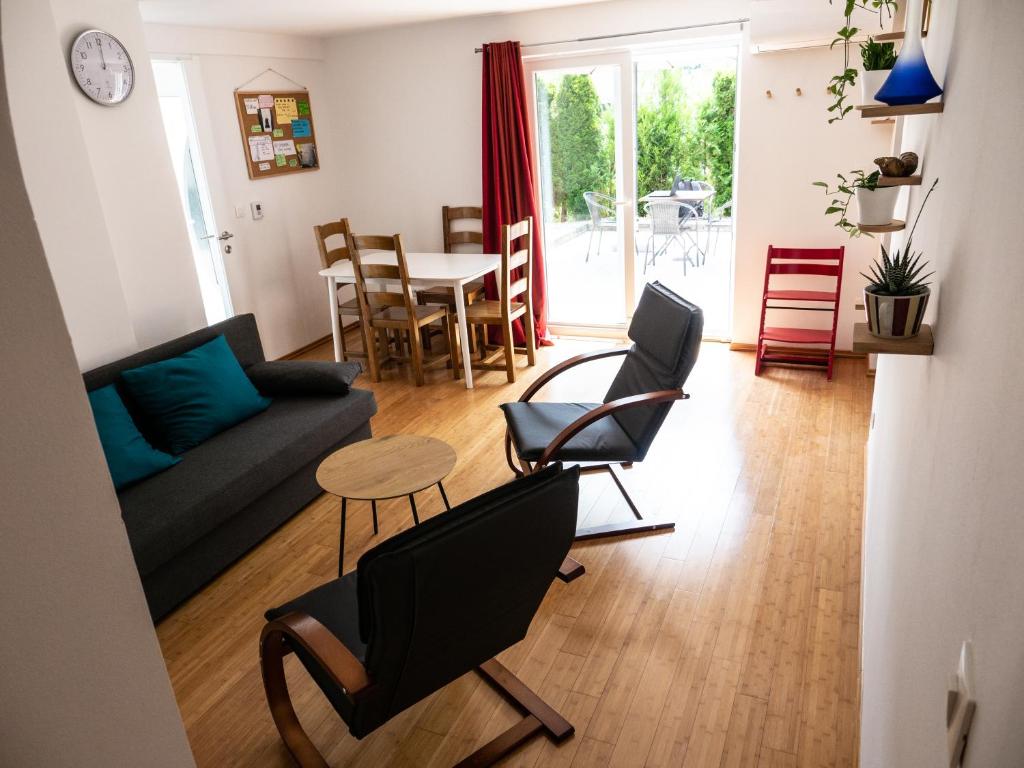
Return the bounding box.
[871,117,896,125]
[857,103,944,118]
[877,175,922,187]
[873,30,929,42]
[858,219,905,233]
[853,323,934,355]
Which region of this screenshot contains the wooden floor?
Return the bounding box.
[156,335,872,768]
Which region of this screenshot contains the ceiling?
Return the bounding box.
[137,0,617,36]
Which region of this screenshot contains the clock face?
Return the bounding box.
[70,29,134,106]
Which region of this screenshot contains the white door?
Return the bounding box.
[152,59,234,324]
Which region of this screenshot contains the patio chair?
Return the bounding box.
[707,199,733,261]
[260,464,581,767]
[642,200,703,275]
[583,191,617,262]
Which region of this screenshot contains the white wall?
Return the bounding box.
[1,0,138,369]
[320,0,889,348]
[3,0,206,368]
[145,24,351,358]
[0,26,195,766]
[860,1,1024,765]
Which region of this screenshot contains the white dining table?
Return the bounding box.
[319,251,501,389]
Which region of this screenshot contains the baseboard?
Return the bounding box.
[728,342,865,359]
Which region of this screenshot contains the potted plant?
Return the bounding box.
[861,38,896,105]
[815,169,900,235]
[825,0,898,122]
[862,178,938,338]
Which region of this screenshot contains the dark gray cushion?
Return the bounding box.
[500,401,639,462]
[625,281,697,375]
[246,360,362,397]
[119,388,377,575]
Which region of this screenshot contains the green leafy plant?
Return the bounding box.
[861,178,939,295]
[813,169,882,236]
[827,0,898,123]
[861,38,897,70]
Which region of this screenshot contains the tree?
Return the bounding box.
[549,74,610,220]
[636,70,699,212]
[695,71,736,209]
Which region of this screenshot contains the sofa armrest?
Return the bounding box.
[246,361,362,397]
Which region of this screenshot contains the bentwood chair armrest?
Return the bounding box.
[261,612,371,768]
[535,390,689,468]
[518,348,629,403]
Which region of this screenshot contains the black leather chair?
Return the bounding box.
[260,464,580,767]
[500,282,702,581]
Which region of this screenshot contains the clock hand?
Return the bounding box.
[98,40,107,70]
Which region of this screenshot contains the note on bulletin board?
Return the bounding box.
[235,89,320,180]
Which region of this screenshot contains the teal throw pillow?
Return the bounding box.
[88,384,180,490]
[119,335,271,454]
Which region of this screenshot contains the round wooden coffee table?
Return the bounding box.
[316,434,457,575]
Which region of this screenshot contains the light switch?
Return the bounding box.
[233,205,245,219]
[251,201,264,220]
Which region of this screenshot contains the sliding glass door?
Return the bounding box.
[526,41,738,339]
[527,54,632,328]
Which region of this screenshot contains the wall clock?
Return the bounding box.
[69,29,134,106]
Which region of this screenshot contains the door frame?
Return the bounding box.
[523,50,636,331]
[152,55,235,321]
[523,37,741,340]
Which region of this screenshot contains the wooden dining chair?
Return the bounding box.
[314,217,367,361]
[417,206,487,352]
[346,231,458,386]
[460,216,536,383]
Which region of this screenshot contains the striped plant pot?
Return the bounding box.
[864,287,930,338]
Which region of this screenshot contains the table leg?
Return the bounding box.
[438,481,451,511]
[452,281,474,388]
[338,497,347,577]
[371,499,378,535]
[409,493,420,525]
[327,276,343,363]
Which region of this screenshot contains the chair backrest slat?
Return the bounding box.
[314,218,352,269]
[768,262,840,276]
[499,218,533,318]
[442,205,484,253]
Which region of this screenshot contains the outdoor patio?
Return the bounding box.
[542,217,734,337]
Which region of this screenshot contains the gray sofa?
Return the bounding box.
[83,314,377,621]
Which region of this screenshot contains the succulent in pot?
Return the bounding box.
[861,38,897,105]
[814,169,899,236]
[861,179,939,338]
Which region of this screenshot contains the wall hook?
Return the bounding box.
[795,87,803,96]
[765,89,773,98]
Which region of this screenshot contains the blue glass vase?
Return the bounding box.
[875,0,943,105]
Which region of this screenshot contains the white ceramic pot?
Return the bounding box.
[855,186,900,226]
[863,287,930,338]
[860,69,891,105]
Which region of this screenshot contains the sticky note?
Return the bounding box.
[291,118,311,138]
[288,159,298,167]
[273,139,296,156]
[275,154,286,167]
[258,94,274,108]
[243,97,259,115]
[258,162,271,171]
[274,97,298,123]
[298,100,310,116]
[250,124,262,133]
[272,128,284,138]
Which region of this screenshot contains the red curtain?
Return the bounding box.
[481,41,551,346]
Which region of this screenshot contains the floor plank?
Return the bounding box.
[154,338,871,767]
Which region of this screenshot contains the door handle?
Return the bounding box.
[201,230,234,241]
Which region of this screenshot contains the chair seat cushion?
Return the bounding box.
[500,401,639,462]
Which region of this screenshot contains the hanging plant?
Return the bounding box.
[814,169,882,236]
[827,0,899,123]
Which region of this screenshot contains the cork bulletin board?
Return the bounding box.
[234,90,320,180]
